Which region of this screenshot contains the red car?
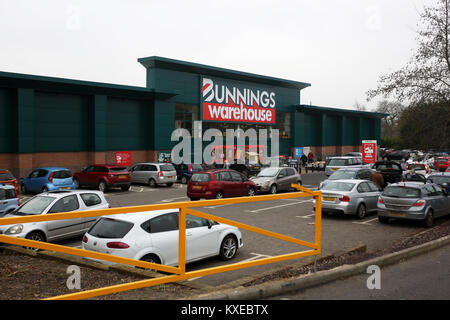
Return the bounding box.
[187,169,257,200]
[434,156,450,172]
[73,164,131,192]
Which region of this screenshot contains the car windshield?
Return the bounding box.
[160,164,175,171]
[88,217,134,239]
[191,164,204,170]
[382,186,421,198]
[190,173,211,182]
[322,182,355,192]
[11,196,56,215]
[428,176,450,185]
[328,159,347,166]
[52,170,72,179]
[257,168,279,177]
[375,163,402,171]
[329,171,356,180]
[409,164,425,170]
[0,172,14,180]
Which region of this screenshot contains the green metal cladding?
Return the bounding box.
[0,57,385,156]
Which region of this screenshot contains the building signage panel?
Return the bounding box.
[362,140,377,164]
[115,151,132,166]
[201,76,276,124]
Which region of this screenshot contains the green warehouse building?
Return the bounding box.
[0,56,385,178]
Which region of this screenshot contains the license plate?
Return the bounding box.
[119,175,127,179]
[166,176,173,179]
[332,168,338,171]
[388,211,406,217]
[193,186,202,190]
[323,197,336,201]
[60,187,69,190]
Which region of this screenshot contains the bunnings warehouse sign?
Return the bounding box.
[201,76,276,124]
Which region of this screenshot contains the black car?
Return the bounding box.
[228,162,261,177]
[387,150,411,161]
[373,161,403,185]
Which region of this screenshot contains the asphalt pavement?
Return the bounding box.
[272,242,450,300]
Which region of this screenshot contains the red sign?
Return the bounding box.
[201,77,276,124]
[115,151,132,166]
[362,140,377,164]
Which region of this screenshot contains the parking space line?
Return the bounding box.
[244,199,312,213]
[352,217,379,225]
[203,203,233,209]
[296,213,315,219]
[159,196,189,203]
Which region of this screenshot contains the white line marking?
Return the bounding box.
[296,213,315,219]
[159,196,189,203]
[352,217,379,225]
[203,203,233,209]
[244,199,313,213]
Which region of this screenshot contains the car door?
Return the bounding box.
[81,166,96,186]
[229,171,247,196]
[431,185,447,217]
[45,194,84,241]
[287,168,298,188]
[185,214,219,261]
[277,169,290,191]
[218,171,235,197]
[365,181,382,212]
[143,212,179,266]
[79,192,108,230]
[356,182,376,211]
[129,164,142,184]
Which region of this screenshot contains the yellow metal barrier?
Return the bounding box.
[0,184,321,300]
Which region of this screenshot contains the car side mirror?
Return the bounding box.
[207,220,214,229]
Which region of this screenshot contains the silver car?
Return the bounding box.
[129,163,177,187]
[377,182,450,227]
[0,190,109,248]
[325,156,365,177]
[250,167,302,194]
[313,179,381,219]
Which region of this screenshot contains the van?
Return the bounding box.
[0,184,19,217]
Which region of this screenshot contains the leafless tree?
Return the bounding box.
[367,0,450,103]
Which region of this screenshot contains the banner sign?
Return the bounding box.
[115,151,132,166]
[362,140,377,164]
[201,76,276,124]
[294,147,303,158]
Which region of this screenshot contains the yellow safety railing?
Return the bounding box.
[0,184,321,300]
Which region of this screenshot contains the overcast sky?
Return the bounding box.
[0,0,429,111]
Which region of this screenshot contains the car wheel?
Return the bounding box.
[378,216,389,224]
[356,203,366,219]
[73,178,80,189]
[98,180,107,192]
[166,183,173,187]
[190,198,200,201]
[269,184,277,194]
[149,179,157,188]
[25,232,45,251]
[181,176,188,184]
[21,184,28,195]
[42,186,49,193]
[424,210,434,228]
[247,187,256,197]
[139,254,162,272]
[215,191,224,199]
[219,234,238,261]
[121,185,130,191]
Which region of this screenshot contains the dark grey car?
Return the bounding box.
[377,182,450,227]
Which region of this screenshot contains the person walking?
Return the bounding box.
[371,170,385,189]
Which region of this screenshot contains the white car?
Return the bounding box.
[82,209,243,267]
[0,190,109,248]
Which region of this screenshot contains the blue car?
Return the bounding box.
[172,163,204,184]
[427,172,450,194]
[20,167,76,194]
[0,183,19,217]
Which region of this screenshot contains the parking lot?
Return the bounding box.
[15,171,439,288]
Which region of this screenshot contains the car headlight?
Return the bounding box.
[5,224,23,235]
